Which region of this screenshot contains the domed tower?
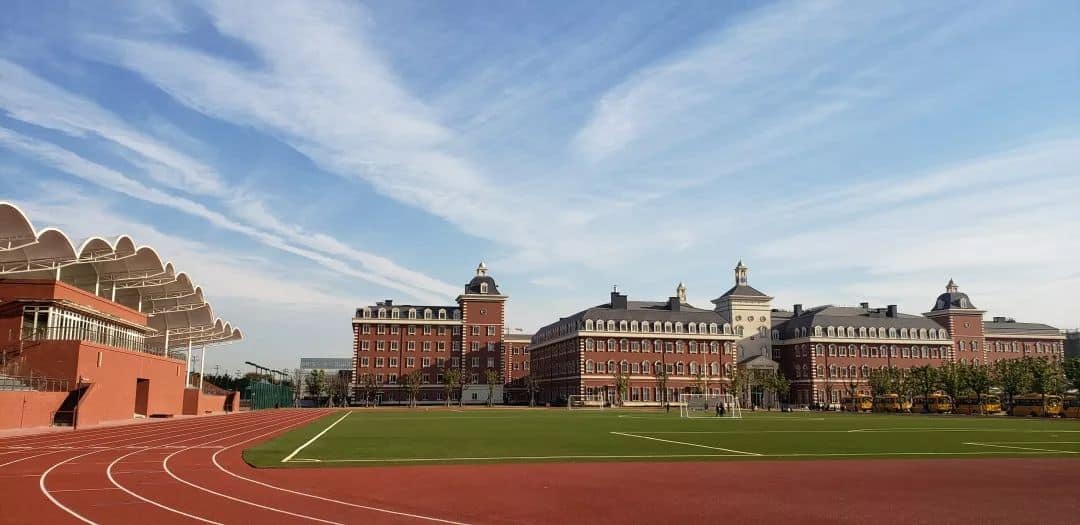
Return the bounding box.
[676,282,687,304]
[924,279,985,363]
[457,262,508,382]
[712,261,773,360]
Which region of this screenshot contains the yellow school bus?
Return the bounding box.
[1063,397,1080,418]
[912,393,953,414]
[1010,394,1063,417]
[842,395,873,412]
[873,394,912,413]
[953,395,1002,415]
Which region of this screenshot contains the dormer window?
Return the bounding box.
[480,283,489,294]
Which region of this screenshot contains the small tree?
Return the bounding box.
[613,365,630,406]
[1063,357,1080,392]
[444,368,461,408]
[937,361,965,405]
[402,370,423,408]
[843,379,859,412]
[484,368,500,406]
[729,367,750,408]
[524,374,540,407]
[907,365,938,413]
[692,369,706,395]
[1029,357,1065,415]
[358,372,378,407]
[304,369,327,407]
[993,358,1032,410]
[963,362,994,414]
[772,372,791,409]
[867,368,894,398]
[655,365,670,410]
[327,372,351,407]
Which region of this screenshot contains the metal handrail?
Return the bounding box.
[0,373,69,392]
[21,326,150,354]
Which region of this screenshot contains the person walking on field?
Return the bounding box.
[719,403,726,416]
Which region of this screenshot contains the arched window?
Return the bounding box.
[655,361,663,374]
[642,360,652,374]
[620,339,629,352]
[607,320,616,331]
[630,321,639,332]
[724,323,732,335]
[585,339,595,351]
[900,328,909,339]
[849,365,857,377]
[453,310,461,320]
[724,363,733,377]
[710,362,721,376]
[391,308,400,319]
[709,323,718,334]
[689,341,698,353]
[814,326,823,337]
[378,308,386,318]
[689,362,699,375]
[585,360,595,373]
[868,327,878,338]
[438,309,447,320]
[827,326,836,337]
[621,361,630,373]
[816,365,824,377]
[642,340,651,352]
[620,320,628,332]
[597,340,606,351]
[918,328,927,340]
[585,319,595,331]
[607,360,616,374]
[632,362,640,374]
[736,326,744,336]
[676,362,685,375]
[859,327,867,337]
[688,323,697,334]
[424,309,432,320]
[663,322,673,333]
[608,339,616,351]
[888,328,897,338]
[641,322,650,333]
[363,308,371,318]
[710,341,719,354]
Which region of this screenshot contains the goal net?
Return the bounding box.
[679,394,741,419]
[567,394,606,410]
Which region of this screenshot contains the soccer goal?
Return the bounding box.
[567,394,606,410]
[679,393,741,419]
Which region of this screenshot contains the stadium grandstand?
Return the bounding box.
[0,201,243,431]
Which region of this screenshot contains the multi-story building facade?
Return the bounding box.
[530,267,762,405]
[502,332,532,404]
[352,263,530,404]
[771,279,1065,405]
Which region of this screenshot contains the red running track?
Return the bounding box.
[1,409,1078,524]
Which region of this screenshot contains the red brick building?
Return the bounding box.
[351,263,532,404]
[771,279,1065,405]
[530,285,741,406]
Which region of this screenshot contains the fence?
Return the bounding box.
[246,381,294,410]
[0,374,70,392]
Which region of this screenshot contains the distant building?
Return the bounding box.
[300,357,353,383]
[1066,330,1080,359]
[351,263,532,405]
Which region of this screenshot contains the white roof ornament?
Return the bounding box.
[476,261,487,276]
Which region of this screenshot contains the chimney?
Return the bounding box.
[610,291,628,310]
[794,304,803,317]
[668,297,682,312]
[860,302,869,310]
[886,304,897,318]
[384,299,393,306]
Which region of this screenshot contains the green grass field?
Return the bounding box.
[243,408,1080,468]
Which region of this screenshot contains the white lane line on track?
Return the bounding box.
[104,413,309,525]
[610,431,761,456]
[208,416,474,525]
[40,410,288,525]
[159,411,351,525]
[104,412,315,522]
[282,411,350,463]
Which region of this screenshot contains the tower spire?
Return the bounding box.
[735,261,748,286]
[946,278,958,293]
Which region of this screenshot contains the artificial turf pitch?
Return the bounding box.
[243,408,1080,468]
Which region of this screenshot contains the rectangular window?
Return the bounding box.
[471,356,479,368]
[377,324,385,334]
[360,357,369,367]
[438,326,446,336]
[422,357,431,367]
[361,324,371,334]
[487,357,495,368]
[451,356,460,368]
[407,341,416,351]
[389,357,398,367]
[423,342,432,352]
[361,341,370,351]
[452,342,460,352]
[453,326,460,336]
[438,342,446,352]
[471,342,480,351]
[437,357,445,367]
[486,342,495,352]
[376,374,383,383]
[406,357,415,367]
[424,325,432,335]
[377,341,385,351]
[390,341,399,351]
[472,326,480,336]
[665,342,674,353]
[408,325,416,335]
[487,326,496,336]
[375,357,384,367]
[388,374,397,384]
[391,325,399,334]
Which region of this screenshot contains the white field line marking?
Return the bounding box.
[104,412,312,525]
[610,431,760,456]
[211,422,472,525]
[281,411,349,463]
[293,450,1070,463]
[160,412,348,525]
[963,442,1077,454]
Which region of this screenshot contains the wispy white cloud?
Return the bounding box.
[0,126,456,303]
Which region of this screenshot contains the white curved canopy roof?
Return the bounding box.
[0,202,241,351]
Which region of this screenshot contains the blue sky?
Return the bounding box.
[2,0,1079,374]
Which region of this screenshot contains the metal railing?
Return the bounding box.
[21,326,149,355]
[0,373,69,392]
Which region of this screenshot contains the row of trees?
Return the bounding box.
[627,364,789,409]
[864,356,1080,413]
[352,368,539,408]
[301,369,352,407]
